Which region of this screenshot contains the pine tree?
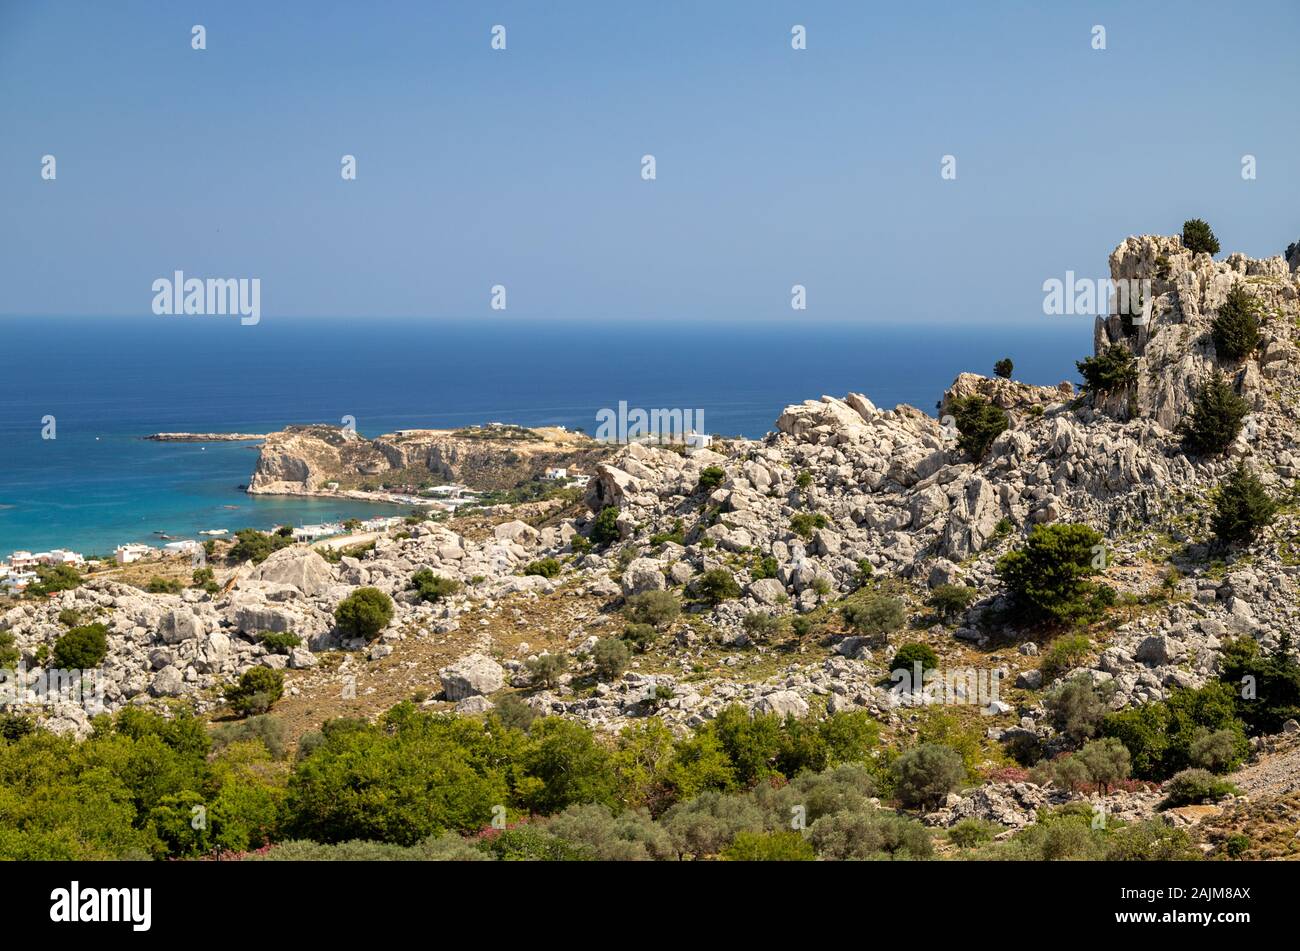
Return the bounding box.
[1181,373,1248,455]
[1211,463,1276,545]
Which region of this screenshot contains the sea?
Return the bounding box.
[0,315,1091,555]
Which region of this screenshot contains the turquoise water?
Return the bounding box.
[0,316,1092,554]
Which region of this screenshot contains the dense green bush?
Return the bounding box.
[789,512,830,538]
[994,358,1014,379]
[1181,372,1248,455]
[333,587,394,640]
[1217,635,1300,735]
[1102,682,1247,780]
[1211,463,1276,545]
[1038,633,1094,681]
[840,595,906,641]
[624,590,681,629]
[224,667,285,717]
[1074,737,1131,793]
[697,466,726,492]
[1076,344,1137,394]
[51,623,109,669]
[1045,674,1111,744]
[1162,768,1239,807]
[891,743,965,810]
[26,564,84,597]
[948,395,1008,461]
[525,653,569,688]
[995,523,1104,625]
[891,642,939,674]
[721,829,815,861]
[697,569,742,605]
[286,706,511,845]
[927,584,976,622]
[228,529,292,564]
[591,507,621,546]
[1182,218,1220,255]
[741,612,780,641]
[809,808,933,860]
[257,631,301,655]
[591,638,630,680]
[409,569,461,603]
[1212,284,1262,361]
[145,577,183,594]
[523,558,562,578]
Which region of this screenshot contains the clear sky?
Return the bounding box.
[2,0,1297,323]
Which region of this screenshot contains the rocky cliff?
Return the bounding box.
[248,423,611,494]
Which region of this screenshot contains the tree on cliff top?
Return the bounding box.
[1182,219,1220,256]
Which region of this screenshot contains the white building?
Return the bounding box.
[115,543,153,565]
[8,551,36,570]
[685,432,714,450]
[544,467,568,480]
[35,549,85,567]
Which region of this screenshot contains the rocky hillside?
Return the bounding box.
[6,229,1300,853]
[248,423,611,494]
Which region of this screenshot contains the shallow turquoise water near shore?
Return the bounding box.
[0,315,1091,554]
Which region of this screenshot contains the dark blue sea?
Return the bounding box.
[0,315,1090,554]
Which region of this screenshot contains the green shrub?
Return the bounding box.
[145,576,183,594]
[210,714,288,760]
[1102,682,1247,780]
[949,395,1008,461]
[286,706,510,845]
[0,630,19,669]
[809,808,933,860]
[741,612,780,641]
[333,587,394,640]
[1162,768,1238,807]
[591,507,621,547]
[1181,372,1248,456]
[192,567,215,586]
[722,829,815,861]
[224,667,285,717]
[1217,635,1300,735]
[795,470,813,489]
[621,623,658,652]
[1211,463,1276,545]
[649,519,685,546]
[1212,284,1262,361]
[491,694,538,732]
[891,642,939,674]
[624,590,680,629]
[591,638,630,681]
[1076,344,1137,394]
[523,558,562,578]
[409,570,461,603]
[1182,218,1220,255]
[1044,673,1109,743]
[789,512,829,538]
[949,818,999,848]
[227,529,292,564]
[697,466,726,492]
[51,623,109,669]
[994,358,1014,379]
[526,653,569,689]
[1074,737,1131,793]
[892,743,965,810]
[257,631,301,655]
[840,596,906,641]
[996,523,1104,625]
[928,583,976,622]
[1038,634,1094,681]
[26,565,84,596]
[697,569,742,605]
[751,554,779,579]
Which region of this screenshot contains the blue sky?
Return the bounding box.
[1,0,1297,323]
